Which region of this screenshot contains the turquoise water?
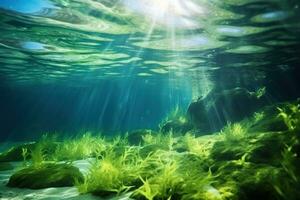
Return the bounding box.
[0,1,300,200]
[0,0,299,137]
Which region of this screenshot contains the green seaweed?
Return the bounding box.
[181,133,216,158]
[253,111,265,123]
[133,177,159,200]
[277,102,300,131]
[281,138,299,183]
[142,132,176,151]
[255,87,266,99]
[4,101,300,200]
[30,143,45,168]
[21,147,29,166]
[219,122,248,142]
[181,172,216,200]
[77,146,144,195]
[52,133,106,161]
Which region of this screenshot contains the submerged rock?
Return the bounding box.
[139,144,169,158]
[211,131,297,166]
[7,163,84,189]
[160,119,193,135]
[0,141,58,162]
[0,162,13,171]
[187,87,268,133]
[247,132,289,166]
[127,129,157,145]
[0,143,36,162]
[209,118,300,200]
[211,132,300,200]
[214,161,286,200]
[247,105,287,133]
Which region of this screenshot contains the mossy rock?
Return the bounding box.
[236,166,281,200]
[139,144,169,158]
[187,87,268,132]
[179,152,211,172]
[0,162,14,171]
[210,140,248,161]
[0,141,60,162]
[160,119,193,135]
[0,143,36,162]
[214,162,282,200]
[7,163,84,189]
[247,104,288,133]
[240,167,299,200]
[127,129,157,145]
[210,131,295,166]
[213,160,300,200]
[170,136,189,153]
[246,132,289,166]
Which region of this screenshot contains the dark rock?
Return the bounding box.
[247,104,288,133]
[127,129,157,145]
[210,131,294,166]
[172,140,189,153]
[210,140,247,161]
[209,125,300,199]
[0,162,14,171]
[0,141,59,162]
[179,152,211,172]
[264,68,300,102]
[220,161,300,200]
[160,119,193,135]
[0,143,36,162]
[91,190,118,197]
[247,132,288,166]
[216,162,283,200]
[187,87,268,133]
[7,163,84,189]
[139,144,169,158]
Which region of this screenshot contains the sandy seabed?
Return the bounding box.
[0,160,131,200]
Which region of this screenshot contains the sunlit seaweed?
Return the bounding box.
[219,122,248,142]
[52,133,106,162]
[3,101,300,199]
[277,102,300,131]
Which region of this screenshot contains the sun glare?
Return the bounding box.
[122,0,204,28]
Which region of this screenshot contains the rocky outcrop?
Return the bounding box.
[7,163,84,189]
[127,129,157,145]
[160,119,193,135]
[0,143,36,162]
[187,87,268,133]
[0,162,13,171]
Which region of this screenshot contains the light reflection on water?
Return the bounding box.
[0,0,298,85]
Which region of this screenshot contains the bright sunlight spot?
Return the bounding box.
[122,0,205,28]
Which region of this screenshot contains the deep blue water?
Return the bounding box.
[0,78,192,140]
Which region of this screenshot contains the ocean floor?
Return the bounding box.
[0,160,132,200]
[0,101,299,200]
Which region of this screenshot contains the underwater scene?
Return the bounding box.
[0,0,300,199]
